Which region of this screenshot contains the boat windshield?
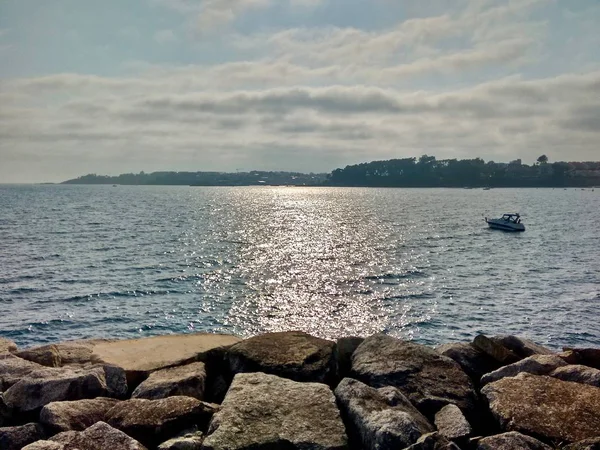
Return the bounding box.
[502,214,519,222]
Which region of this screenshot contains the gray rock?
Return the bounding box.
[0,423,46,450]
[482,373,600,442]
[335,336,364,379]
[51,421,147,449]
[351,334,478,418]
[0,338,17,354]
[404,432,462,449]
[434,404,471,441]
[496,336,554,358]
[551,364,600,388]
[106,396,218,448]
[435,342,500,385]
[480,354,567,385]
[3,364,127,413]
[22,441,66,450]
[0,353,45,390]
[132,362,206,400]
[203,372,348,450]
[472,335,520,365]
[40,397,120,432]
[476,431,552,449]
[563,437,600,450]
[158,429,204,449]
[227,331,336,384]
[334,377,433,449]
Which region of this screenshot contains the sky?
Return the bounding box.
[0,0,599,183]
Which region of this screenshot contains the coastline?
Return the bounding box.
[1,331,599,449]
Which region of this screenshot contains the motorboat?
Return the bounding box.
[485,213,525,232]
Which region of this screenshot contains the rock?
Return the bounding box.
[472,335,520,365]
[3,364,127,414]
[434,404,471,441]
[22,441,66,450]
[92,333,240,387]
[496,336,554,358]
[202,372,348,450]
[106,396,218,448]
[0,338,17,354]
[404,432,461,449]
[40,397,120,432]
[334,377,433,449]
[550,364,600,387]
[351,334,478,418]
[0,423,46,450]
[564,437,600,450]
[480,354,567,385]
[475,431,552,449]
[436,342,501,386]
[227,331,336,384]
[0,353,45,390]
[15,345,62,367]
[158,429,204,449]
[562,347,600,370]
[132,362,206,400]
[50,421,147,449]
[335,336,364,380]
[482,373,600,442]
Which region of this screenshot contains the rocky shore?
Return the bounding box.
[1,331,599,450]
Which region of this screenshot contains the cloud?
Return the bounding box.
[154,29,178,44]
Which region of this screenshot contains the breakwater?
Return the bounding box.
[1,331,599,449]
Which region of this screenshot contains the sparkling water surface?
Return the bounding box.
[1,185,599,349]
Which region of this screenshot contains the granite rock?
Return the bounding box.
[472,335,520,365]
[22,441,66,450]
[435,342,500,386]
[132,362,206,400]
[334,377,433,449]
[496,336,554,358]
[351,334,478,418]
[0,423,46,450]
[0,338,17,354]
[50,421,147,449]
[562,348,600,370]
[227,331,336,384]
[0,353,45,390]
[106,396,218,448]
[40,397,120,432]
[480,354,567,385]
[482,373,600,442]
[157,429,204,450]
[202,372,348,450]
[434,404,472,441]
[475,431,552,450]
[550,364,600,388]
[563,437,600,450]
[404,432,462,450]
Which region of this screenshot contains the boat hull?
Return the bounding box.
[486,220,525,232]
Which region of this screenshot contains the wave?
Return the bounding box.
[364,270,427,281]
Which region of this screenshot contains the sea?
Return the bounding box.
[1,184,599,350]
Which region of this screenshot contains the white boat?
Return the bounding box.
[485,213,525,232]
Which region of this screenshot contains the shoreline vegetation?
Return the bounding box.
[60,155,600,188]
[1,331,599,449]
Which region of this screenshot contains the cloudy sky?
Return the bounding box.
[0,0,599,182]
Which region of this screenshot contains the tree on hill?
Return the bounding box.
[537,154,549,164]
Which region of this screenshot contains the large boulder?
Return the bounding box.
[92,333,240,387]
[0,338,17,354]
[50,421,147,449]
[480,354,567,385]
[0,354,45,390]
[435,342,501,386]
[475,431,552,449]
[14,340,105,368]
[40,397,120,432]
[472,335,520,365]
[482,373,600,442]
[106,396,218,448]
[227,331,336,384]
[22,441,66,450]
[350,334,478,418]
[496,336,554,358]
[202,372,348,450]
[0,423,46,450]
[551,364,600,388]
[3,364,127,414]
[562,347,600,369]
[434,404,471,441]
[132,362,206,400]
[334,377,433,449]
